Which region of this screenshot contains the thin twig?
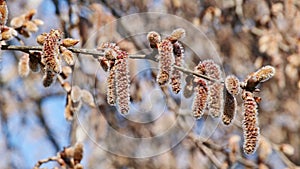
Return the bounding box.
[33,156,59,169]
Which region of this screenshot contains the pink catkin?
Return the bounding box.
[242,91,260,154]
[192,79,208,119]
[225,75,240,96]
[107,65,117,106]
[157,39,174,85]
[196,60,223,117]
[115,57,130,114]
[42,29,62,74]
[170,42,184,93]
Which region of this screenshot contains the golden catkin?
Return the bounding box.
[115,57,130,114]
[147,31,161,48]
[222,89,237,125]
[157,39,174,85]
[42,70,56,87]
[18,54,30,77]
[36,33,48,45]
[242,91,260,154]
[42,29,62,74]
[0,0,8,26]
[192,79,208,119]
[170,42,184,93]
[107,65,117,105]
[225,75,240,96]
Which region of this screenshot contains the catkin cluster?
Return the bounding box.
[147,28,185,93]
[98,43,130,114]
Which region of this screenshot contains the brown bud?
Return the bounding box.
[29,52,41,72]
[74,143,83,164]
[25,21,38,32]
[1,26,18,41]
[65,93,74,121]
[183,75,194,98]
[147,31,161,48]
[60,46,75,66]
[42,70,56,87]
[98,57,110,72]
[62,38,80,47]
[254,65,275,83]
[81,89,95,107]
[18,54,30,77]
[157,39,174,85]
[167,28,186,43]
[60,66,72,79]
[32,19,44,26]
[37,33,48,45]
[25,9,36,21]
[10,16,25,28]
[279,144,294,156]
[225,75,240,96]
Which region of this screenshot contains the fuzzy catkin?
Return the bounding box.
[18,54,30,77]
[222,89,237,125]
[115,58,130,114]
[196,60,223,117]
[192,79,208,119]
[42,29,62,74]
[225,75,240,96]
[170,42,184,93]
[242,91,260,154]
[107,65,117,106]
[157,39,174,85]
[254,65,275,82]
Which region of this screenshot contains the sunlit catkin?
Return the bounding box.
[107,65,117,105]
[18,54,30,77]
[222,89,237,125]
[115,57,130,114]
[157,39,174,85]
[254,65,275,83]
[170,42,184,93]
[225,75,240,96]
[42,29,62,74]
[242,91,260,154]
[192,79,208,119]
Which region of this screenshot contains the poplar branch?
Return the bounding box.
[1,45,222,83]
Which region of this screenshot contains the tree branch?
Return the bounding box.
[0,45,221,83]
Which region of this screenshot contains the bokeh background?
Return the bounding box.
[0,0,300,169]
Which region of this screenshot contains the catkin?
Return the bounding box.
[183,75,194,98]
[42,29,62,74]
[157,39,174,85]
[107,65,117,105]
[196,60,223,117]
[170,42,184,93]
[18,54,30,77]
[192,79,208,119]
[225,75,240,96]
[115,58,130,114]
[167,28,186,43]
[254,65,275,83]
[222,89,237,125]
[242,91,260,154]
[0,0,8,26]
[29,52,41,72]
[60,46,75,66]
